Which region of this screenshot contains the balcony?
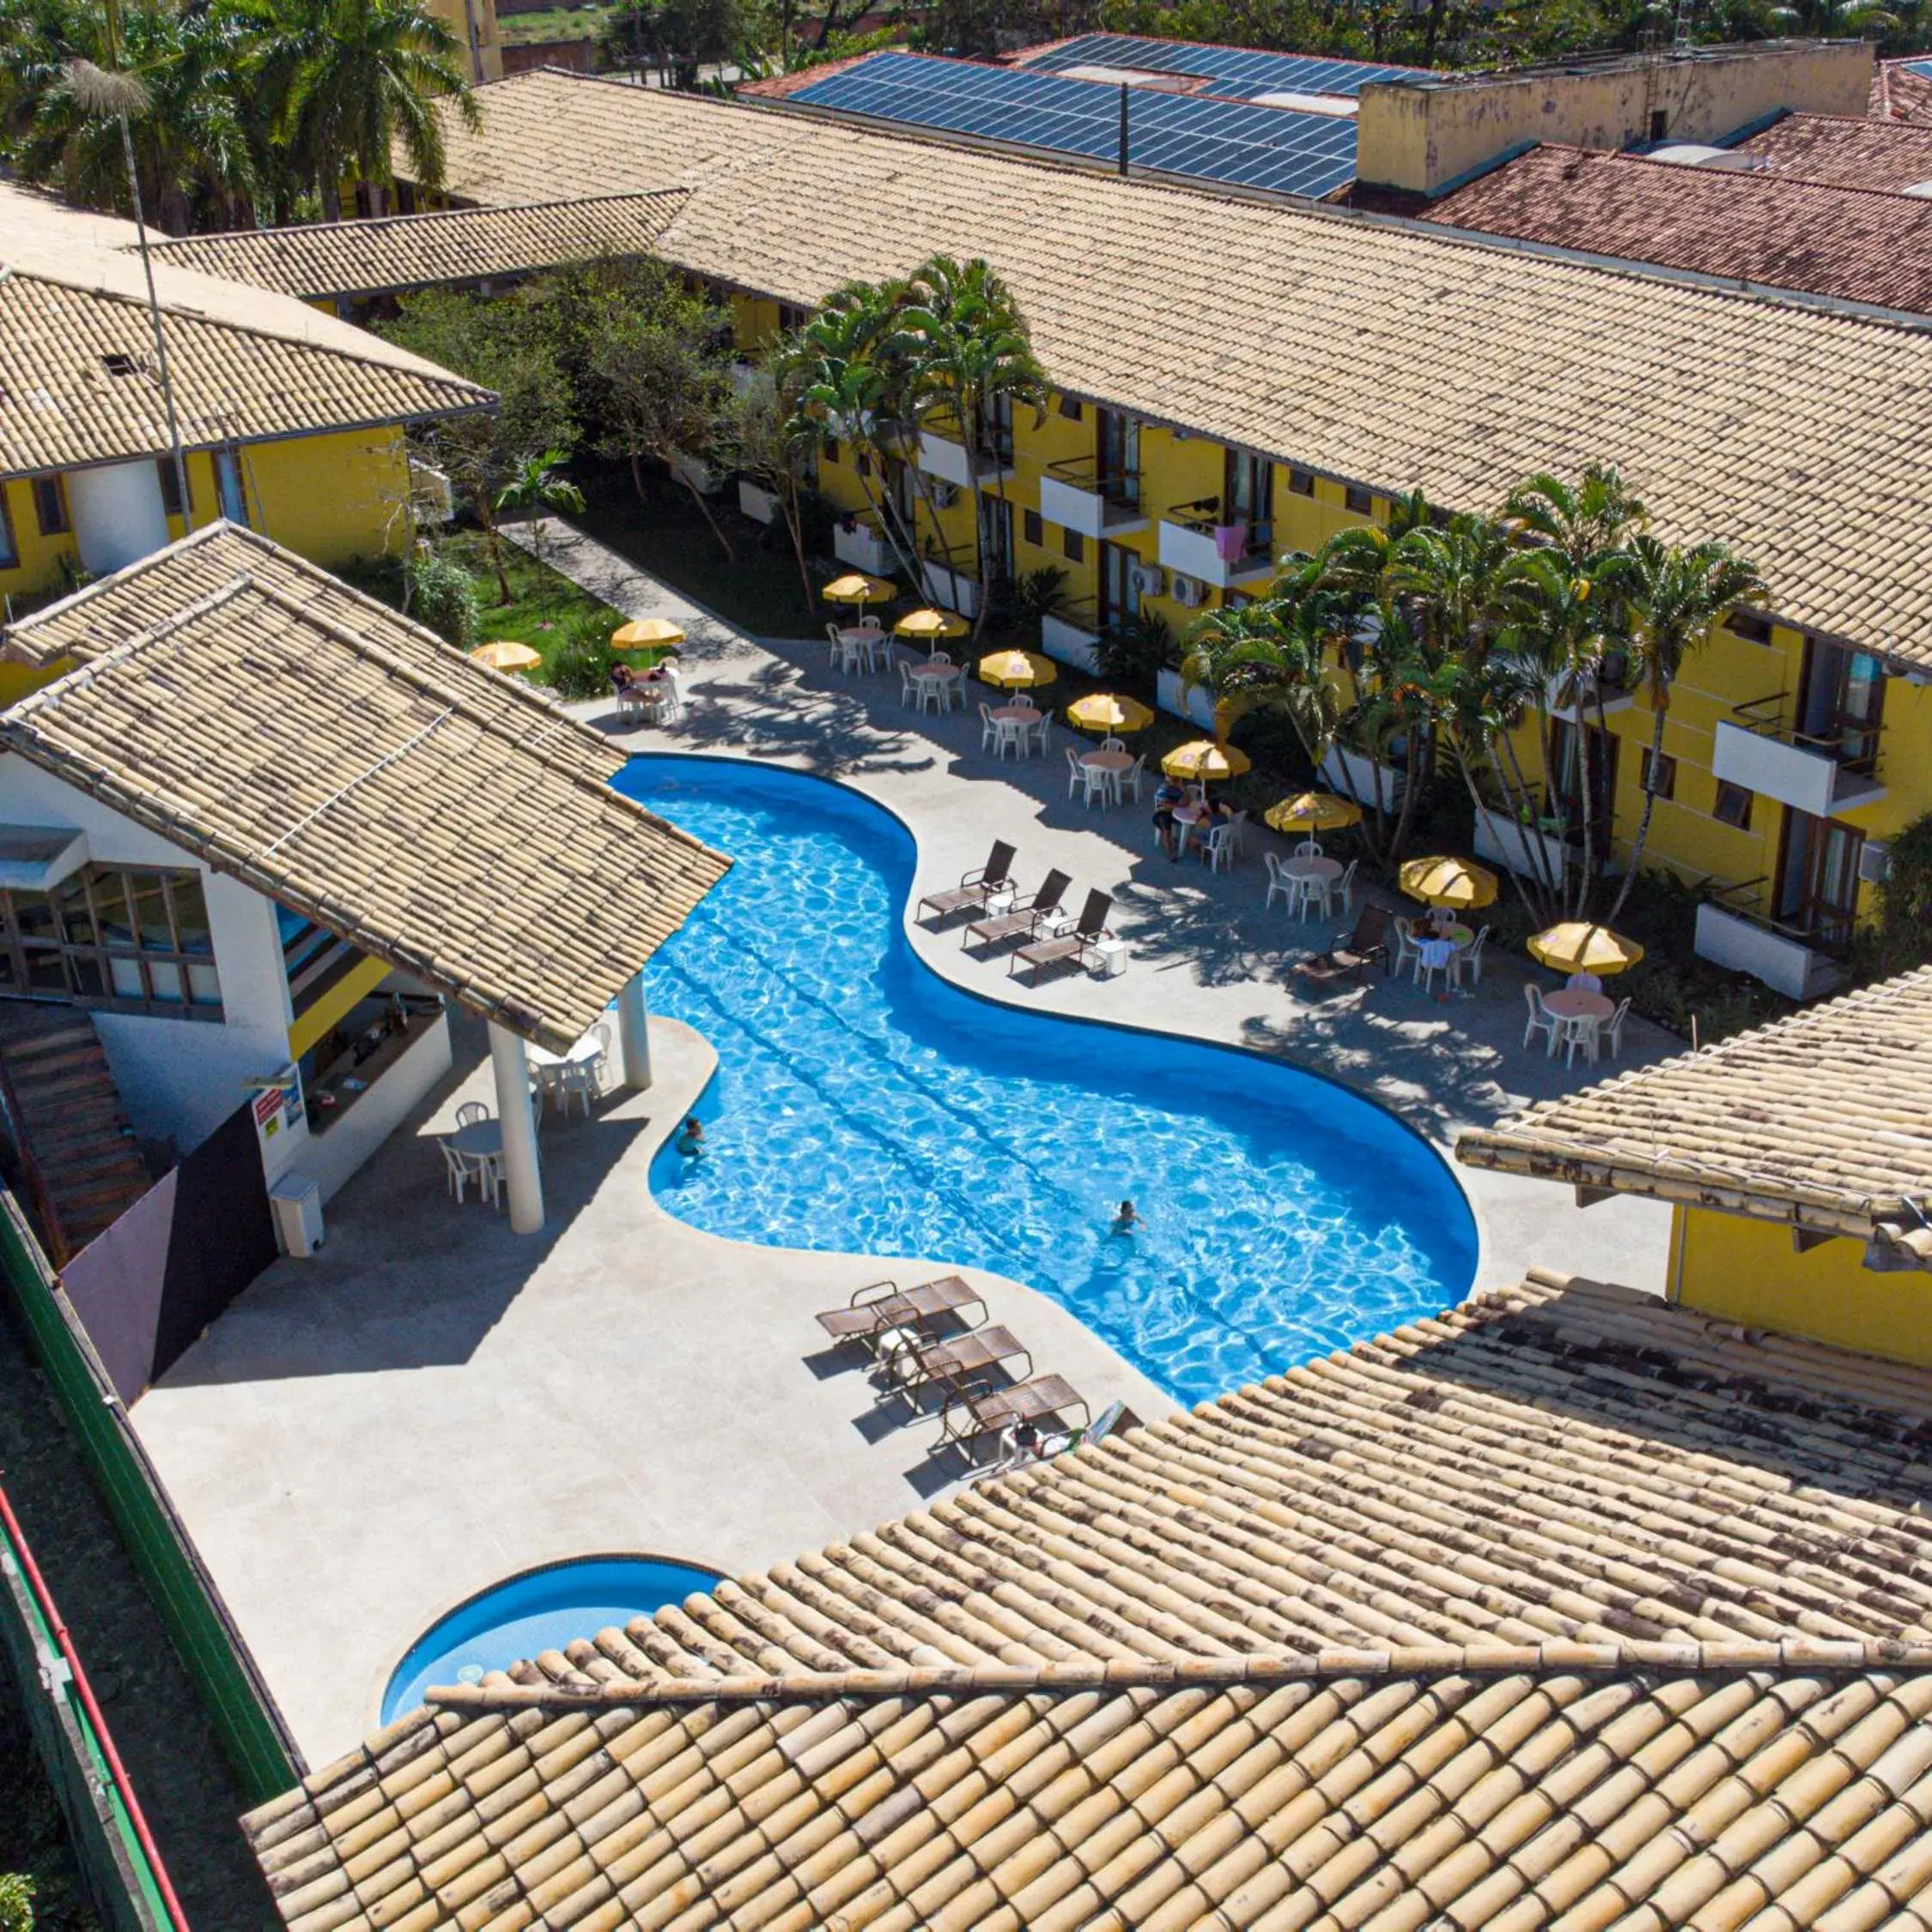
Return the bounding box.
[832,517,892,577]
[1546,658,1635,721]
[1038,459,1149,540]
[1156,668,1219,731]
[1157,507,1277,590]
[916,432,1014,490]
[1473,808,1583,886]
[1712,700,1886,819]
[920,561,977,618]
[1694,902,1844,1001]
[1319,743,1409,813]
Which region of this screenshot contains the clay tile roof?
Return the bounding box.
[1876,58,1932,126]
[240,1267,1932,1928]
[0,524,728,1052]
[145,190,690,301]
[1422,143,1932,313]
[414,70,1932,670]
[0,247,490,481]
[1458,966,1932,1263]
[1733,107,1932,188]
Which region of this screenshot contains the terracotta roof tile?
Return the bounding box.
[1733,109,1932,190]
[242,1271,1932,1925]
[1423,144,1932,313]
[1456,965,1932,1263]
[1874,59,1932,127]
[0,524,728,1051]
[415,71,1932,670]
[147,191,689,301]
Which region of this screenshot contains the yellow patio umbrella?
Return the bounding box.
[468,640,544,675]
[893,606,968,644]
[1399,855,1499,912]
[1162,740,1251,782]
[1265,791,1363,835]
[822,572,894,611]
[1528,921,1646,976]
[1066,692,1155,734]
[978,649,1059,691]
[611,617,685,652]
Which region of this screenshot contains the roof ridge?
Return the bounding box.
[424,1633,1932,1713]
[1527,143,1932,203]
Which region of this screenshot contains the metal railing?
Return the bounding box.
[1728,690,1880,774]
[1161,500,1275,558]
[1045,454,1142,508]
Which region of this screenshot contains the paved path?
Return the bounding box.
[515,514,1675,1297]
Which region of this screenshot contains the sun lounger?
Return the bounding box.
[1011,889,1112,984]
[965,869,1070,949]
[881,1324,1033,1398]
[918,841,1017,923]
[815,1273,986,1352]
[936,1373,1091,1457]
[1293,903,1391,988]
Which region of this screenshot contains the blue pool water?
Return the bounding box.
[381,1556,724,1722]
[628,756,1477,1405]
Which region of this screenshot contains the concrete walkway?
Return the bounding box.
[517,514,1674,1297]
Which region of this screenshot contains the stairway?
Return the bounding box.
[0,1006,153,1262]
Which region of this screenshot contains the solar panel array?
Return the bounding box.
[786,52,1365,198]
[1019,33,1430,101]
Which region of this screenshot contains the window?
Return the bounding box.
[31,477,68,537]
[1344,484,1373,517]
[1058,395,1082,421]
[0,488,16,571]
[1776,810,1863,951]
[1648,109,1668,141]
[1023,507,1044,548]
[215,448,249,526]
[823,437,841,466]
[777,302,808,332]
[0,866,220,1018]
[156,458,189,520]
[101,351,142,378]
[1728,609,1773,645]
[395,180,417,216]
[1713,780,1753,829]
[1288,467,1315,496]
[1640,748,1677,800]
[1062,528,1084,564]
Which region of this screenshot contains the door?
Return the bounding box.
[1095,410,1139,507]
[1775,809,1863,951]
[1224,451,1274,546]
[1097,539,1140,630]
[1799,641,1885,771]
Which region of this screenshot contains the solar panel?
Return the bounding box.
[1019,33,1431,101]
[786,52,1365,199]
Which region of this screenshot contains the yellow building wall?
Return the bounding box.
[1674,1205,1932,1368]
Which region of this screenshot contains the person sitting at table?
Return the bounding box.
[610,662,633,696]
[1151,778,1185,860]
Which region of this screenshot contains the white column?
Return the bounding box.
[617,971,652,1091]
[488,1021,544,1235]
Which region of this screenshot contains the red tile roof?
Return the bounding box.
[1874,57,1932,126]
[1423,142,1932,313]
[735,47,901,98]
[1732,108,1932,188]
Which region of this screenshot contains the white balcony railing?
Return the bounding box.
[1694,902,1844,1001]
[1038,471,1149,541]
[1711,720,1886,818]
[1157,518,1275,590]
[916,434,1013,490]
[1040,613,1102,673]
[1473,808,1576,885]
[832,520,891,576]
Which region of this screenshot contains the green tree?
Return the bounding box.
[379,288,577,601]
[724,360,820,611]
[244,0,478,220]
[494,448,586,570]
[1600,534,1767,919]
[598,0,750,84]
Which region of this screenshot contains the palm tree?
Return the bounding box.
[1601,535,1767,920]
[494,449,585,569]
[1178,595,1341,776]
[246,0,478,221]
[900,255,1048,641]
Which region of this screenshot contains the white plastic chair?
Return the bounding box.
[1200,823,1235,874]
[1413,936,1454,996]
[914,671,945,715]
[441,1140,477,1203]
[1226,808,1249,858]
[1523,983,1559,1054]
[1391,915,1422,981]
[456,1101,490,1128]
[900,661,919,708]
[558,1024,609,1118]
[824,622,845,664]
[1294,838,1323,859]
[981,702,1000,753]
[1066,747,1109,807]
[1604,995,1632,1060]
[1120,754,1146,803]
[857,612,882,631]
[1264,850,1296,911]
[1028,711,1051,756]
[1561,1013,1600,1066]
[659,665,683,721]
[1459,924,1490,987]
[1301,867,1335,919]
[1336,858,1358,913]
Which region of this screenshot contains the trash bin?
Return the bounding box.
[269,1175,324,1257]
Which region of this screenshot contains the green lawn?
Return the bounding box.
[498,3,614,46]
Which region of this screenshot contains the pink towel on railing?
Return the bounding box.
[1213,522,1247,562]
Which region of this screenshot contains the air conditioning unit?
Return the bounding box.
[1170,573,1207,608]
[1130,562,1167,598]
[1860,840,1893,885]
[930,481,960,508]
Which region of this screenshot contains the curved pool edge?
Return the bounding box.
[370,1548,731,1735]
[621,744,1498,1298]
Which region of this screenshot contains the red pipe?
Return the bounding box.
[0,1479,192,1932]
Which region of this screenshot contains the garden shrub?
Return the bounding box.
[405,549,481,649]
[546,617,617,699]
[1096,611,1175,693]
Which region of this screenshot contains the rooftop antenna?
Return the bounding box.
[1118,82,1129,175]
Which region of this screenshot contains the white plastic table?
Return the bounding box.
[448,1120,503,1159]
[908,663,962,712]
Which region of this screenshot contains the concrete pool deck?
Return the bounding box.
[125,519,1674,1768]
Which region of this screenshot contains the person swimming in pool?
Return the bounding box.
[674,1115,707,1158]
[1111,1199,1144,1236]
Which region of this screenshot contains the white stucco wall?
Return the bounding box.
[0,756,296,1161]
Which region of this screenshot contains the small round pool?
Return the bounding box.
[380,1554,724,1723]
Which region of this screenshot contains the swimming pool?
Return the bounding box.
[381,1555,724,1723]
[628,756,1477,1405]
